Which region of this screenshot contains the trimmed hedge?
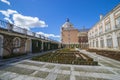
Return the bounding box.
[32,49,98,65]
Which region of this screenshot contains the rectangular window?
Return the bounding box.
[96,41,98,47]
[99,26,103,34]
[105,22,111,32]
[93,40,94,47]
[100,40,104,48]
[95,29,98,36]
[107,38,113,48]
[117,37,120,49]
[116,16,120,27]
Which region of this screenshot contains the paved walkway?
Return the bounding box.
[0,50,55,66]
[0,49,120,80]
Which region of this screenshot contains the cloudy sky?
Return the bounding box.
[0,0,120,41]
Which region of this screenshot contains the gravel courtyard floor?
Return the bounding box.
[0,49,120,80]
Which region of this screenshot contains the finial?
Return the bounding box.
[66,18,69,22]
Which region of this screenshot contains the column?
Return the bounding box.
[98,37,100,48]
[30,39,32,53]
[104,35,107,48]
[94,39,96,48]
[41,41,44,51]
[112,32,118,49]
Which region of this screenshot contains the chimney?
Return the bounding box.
[100,14,103,20]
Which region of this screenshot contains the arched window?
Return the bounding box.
[13,37,21,52]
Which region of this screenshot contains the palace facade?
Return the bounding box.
[88,4,120,50]
[61,19,88,48]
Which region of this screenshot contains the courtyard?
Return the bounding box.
[0,49,120,80]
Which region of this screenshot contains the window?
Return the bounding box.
[117,32,120,49]
[116,16,120,27]
[96,40,98,47]
[106,35,113,48]
[100,39,104,48]
[13,38,20,47]
[107,38,113,48]
[105,22,111,32]
[95,29,98,36]
[99,26,103,34]
[93,40,94,47]
[13,37,21,52]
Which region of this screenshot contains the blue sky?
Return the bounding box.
[0,0,120,41]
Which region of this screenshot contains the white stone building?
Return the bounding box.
[88,4,120,50]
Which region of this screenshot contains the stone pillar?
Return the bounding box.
[98,37,100,48]
[48,42,50,50]
[102,20,105,33]
[112,32,118,49]
[104,35,107,48]
[41,41,44,51]
[30,39,32,53]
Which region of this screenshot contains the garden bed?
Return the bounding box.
[32,49,98,65]
[87,49,120,61]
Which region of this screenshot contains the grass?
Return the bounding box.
[45,65,55,69]
[2,66,35,75]
[56,74,70,80]
[34,71,49,78]
[74,67,113,74]
[75,76,109,80]
[19,62,44,67]
[60,66,71,71]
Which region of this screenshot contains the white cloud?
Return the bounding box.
[13,13,48,30]
[0,9,18,17]
[0,9,48,30]
[37,32,60,38]
[1,0,10,5]
[4,17,13,24]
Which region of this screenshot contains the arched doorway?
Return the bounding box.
[13,37,21,53]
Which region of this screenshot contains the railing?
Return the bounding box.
[0,20,59,43]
